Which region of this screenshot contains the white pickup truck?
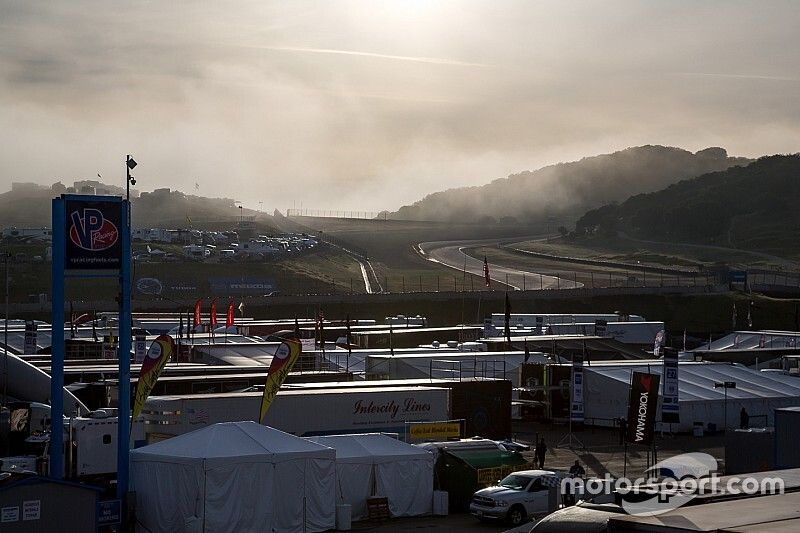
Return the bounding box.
[470,470,560,526]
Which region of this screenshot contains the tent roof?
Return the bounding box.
[586,361,800,402]
[131,422,334,465]
[445,449,529,470]
[305,433,432,464]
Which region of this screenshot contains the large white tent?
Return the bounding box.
[582,361,800,432]
[130,422,335,533]
[306,433,434,520]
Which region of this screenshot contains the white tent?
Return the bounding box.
[130,422,336,533]
[306,433,434,520]
[582,361,800,432]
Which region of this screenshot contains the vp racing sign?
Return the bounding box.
[65,199,123,270]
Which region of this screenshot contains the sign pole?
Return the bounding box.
[50,198,66,478]
[117,199,132,510]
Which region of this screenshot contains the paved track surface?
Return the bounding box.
[418,238,582,290]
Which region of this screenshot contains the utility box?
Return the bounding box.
[775,407,800,468]
[725,428,774,474]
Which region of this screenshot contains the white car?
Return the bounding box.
[470,470,559,526]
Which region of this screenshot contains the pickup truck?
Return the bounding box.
[470,469,560,526]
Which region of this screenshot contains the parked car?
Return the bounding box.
[470,470,560,526]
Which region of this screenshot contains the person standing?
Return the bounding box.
[569,460,586,477]
[536,438,548,469]
[740,407,750,429]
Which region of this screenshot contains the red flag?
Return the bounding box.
[193,299,202,328]
[484,256,491,287]
[210,299,218,329]
[226,300,235,328]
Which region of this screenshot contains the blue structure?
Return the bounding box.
[50,195,131,516]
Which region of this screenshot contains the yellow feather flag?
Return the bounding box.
[259,339,302,423]
[132,335,175,419]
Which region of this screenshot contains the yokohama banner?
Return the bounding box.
[625,371,660,446]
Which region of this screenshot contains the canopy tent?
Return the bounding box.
[306,433,434,520]
[130,422,335,533]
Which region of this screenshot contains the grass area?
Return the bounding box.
[511,235,787,269]
[0,245,370,304]
[470,246,681,288]
[288,216,537,269]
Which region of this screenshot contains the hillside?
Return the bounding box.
[389,146,750,224]
[0,180,273,231]
[575,155,800,257]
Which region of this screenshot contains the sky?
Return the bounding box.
[1,0,798,212]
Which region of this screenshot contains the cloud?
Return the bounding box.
[0,1,798,213]
[257,45,492,68]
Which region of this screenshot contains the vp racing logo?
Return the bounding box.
[69,208,118,251]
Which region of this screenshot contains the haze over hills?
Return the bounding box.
[575,155,800,257]
[0,180,268,230]
[388,146,751,224]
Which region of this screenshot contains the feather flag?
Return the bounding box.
[193,299,202,329]
[484,256,491,287]
[259,339,302,422]
[226,300,235,328]
[210,299,218,329]
[132,335,176,419]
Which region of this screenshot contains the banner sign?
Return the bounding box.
[132,335,175,419]
[653,329,665,357]
[662,349,680,424]
[134,334,147,364]
[97,500,121,526]
[408,421,462,442]
[570,351,585,423]
[64,198,122,270]
[477,464,532,486]
[594,319,607,337]
[300,338,316,352]
[23,321,38,355]
[626,371,661,445]
[209,277,277,294]
[102,336,117,359]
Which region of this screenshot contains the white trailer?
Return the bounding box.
[490,313,645,329]
[143,386,450,442]
[72,413,146,476]
[547,321,665,346]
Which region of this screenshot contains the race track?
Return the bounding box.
[417,238,582,290]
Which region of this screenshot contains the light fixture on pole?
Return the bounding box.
[126,155,137,203]
[713,381,736,431]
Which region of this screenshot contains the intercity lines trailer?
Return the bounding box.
[142,386,449,442]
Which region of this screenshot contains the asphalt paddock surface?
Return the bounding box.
[367,421,725,532]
